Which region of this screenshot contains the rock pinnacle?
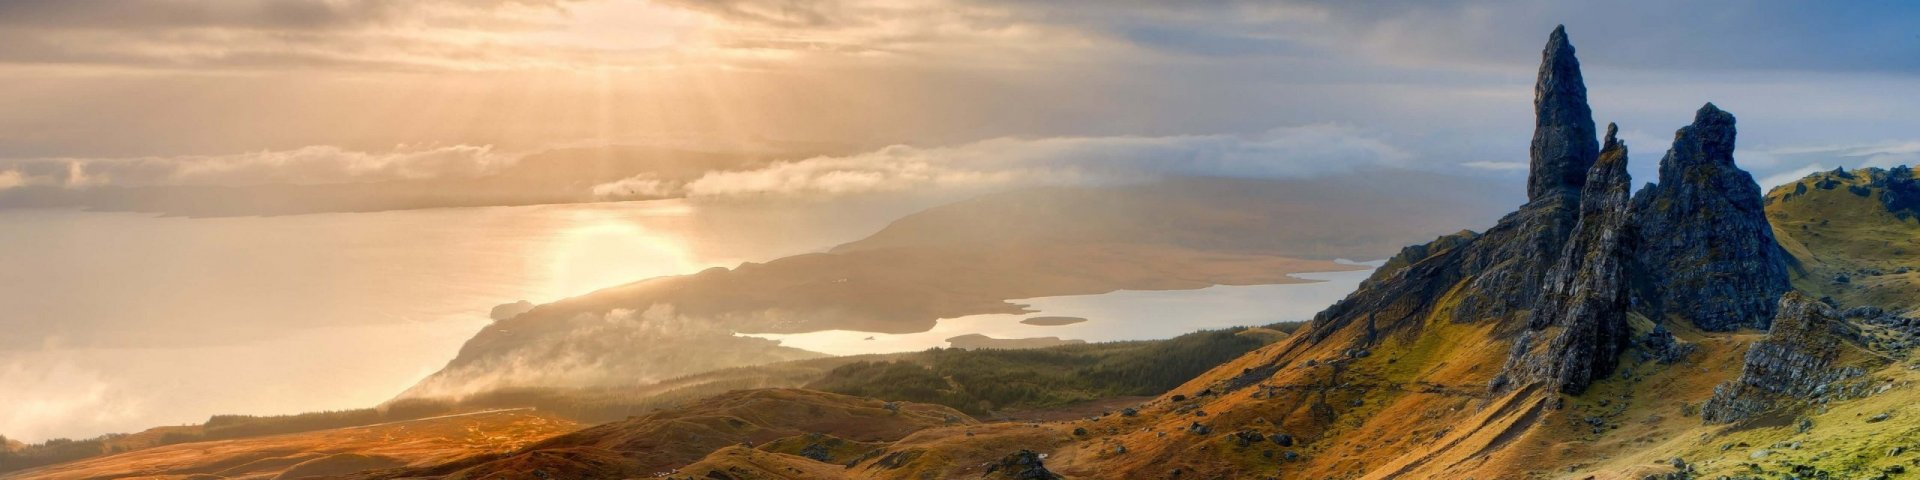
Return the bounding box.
[1528,25,1600,202]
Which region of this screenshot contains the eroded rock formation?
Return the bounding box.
[1528,25,1600,202]
[1500,124,1635,394]
[1701,293,1868,423]
[1631,103,1792,331]
[1310,27,1788,397]
[1304,27,1596,345]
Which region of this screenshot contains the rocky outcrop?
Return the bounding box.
[1631,103,1791,331]
[1701,293,1868,423]
[1875,165,1920,219]
[1362,229,1478,289]
[1303,28,1788,401]
[982,450,1063,480]
[1498,124,1635,394]
[1304,29,1595,346]
[1635,325,1695,364]
[1528,25,1600,202]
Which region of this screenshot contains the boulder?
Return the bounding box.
[982,450,1062,480]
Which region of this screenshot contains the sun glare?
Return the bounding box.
[543,208,700,298]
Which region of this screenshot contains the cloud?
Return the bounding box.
[1461,161,1526,171]
[644,0,1920,74]
[0,144,513,188]
[0,0,1915,204]
[0,348,143,443]
[1743,140,1920,188]
[591,174,676,199]
[1758,163,1829,190]
[402,305,819,398]
[643,125,1409,199]
[1825,142,1920,170]
[0,0,637,72]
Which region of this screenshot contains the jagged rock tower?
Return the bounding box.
[1302,26,1789,396]
[1529,25,1600,202]
[1068,27,1802,479]
[1302,28,1598,346]
[1631,104,1792,331]
[1502,124,1634,394]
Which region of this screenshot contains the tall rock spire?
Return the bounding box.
[1498,123,1634,395]
[1631,103,1790,331]
[1528,25,1600,202]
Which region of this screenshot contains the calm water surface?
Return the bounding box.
[741,265,1374,355]
[0,200,886,442]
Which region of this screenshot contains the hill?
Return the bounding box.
[0,410,576,480]
[342,389,972,479]
[0,327,1284,476]
[1767,165,1920,315]
[404,173,1507,398]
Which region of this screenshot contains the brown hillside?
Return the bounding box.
[1,410,575,480]
[343,389,974,479]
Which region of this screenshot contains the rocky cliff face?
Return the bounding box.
[1497,124,1635,395]
[1701,293,1869,423]
[1631,104,1792,331]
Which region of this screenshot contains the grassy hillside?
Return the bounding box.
[0,402,467,475]
[1,410,576,480]
[345,389,973,480]
[805,328,1282,415]
[1767,166,1920,314]
[3,326,1289,476]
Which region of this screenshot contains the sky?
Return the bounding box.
[0,0,1916,202]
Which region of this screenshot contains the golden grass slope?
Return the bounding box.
[347,389,974,479]
[646,286,1884,479]
[0,410,576,480]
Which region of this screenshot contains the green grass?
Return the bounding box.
[804,328,1277,415]
[1,326,1281,473]
[1767,167,1920,314]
